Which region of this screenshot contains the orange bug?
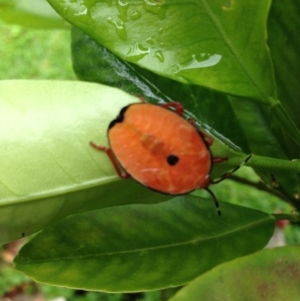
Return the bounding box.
[90,102,251,216]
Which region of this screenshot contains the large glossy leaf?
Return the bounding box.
[0,80,171,244]
[71,26,250,153]
[71,27,300,192]
[0,0,69,29]
[48,0,275,102]
[50,0,300,147]
[0,80,267,246]
[169,246,300,301]
[14,196,275,292]
[67,1,299,155]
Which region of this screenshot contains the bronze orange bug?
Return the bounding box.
[90,102,251,216]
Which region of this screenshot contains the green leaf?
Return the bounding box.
[268,0,300,132]
[48,0,275,102]
[67,0,300,144]
[14,196,275,292]
[0,80,170,244]
[71,26,250,153]
[263,0,300,154]
[168,246,300,301]
[0,0,69,29]
[229,98,300,204]
[71,27,300,187]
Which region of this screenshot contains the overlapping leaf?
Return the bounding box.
[15,196,275,292]
[71,26,300,208]
[71,27,300,192]
[0,80,171,244]
[71,26,250,153]
[48,0,275,102]
[169,246,300,301]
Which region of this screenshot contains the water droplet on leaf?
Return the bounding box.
[107,17,127,40]
[130,10,141,20]
[174,53,222,73]
[127,42,151,62]
[74,7,88,16]
[143,0,166,20]
[146,37,155,46]
[155,50,164,62]
[117,0,129,21]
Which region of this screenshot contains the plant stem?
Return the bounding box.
[247,154,300,173]
[228,175,291,203]
[273,213,300,223]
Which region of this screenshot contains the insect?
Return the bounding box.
[90,101,251,216]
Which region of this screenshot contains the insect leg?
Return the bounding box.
[211,154,252,184]
[204,187,221,216]
[89,141,130,179]
[213,157,228,164]
[185,117,215,146]
[160,102,184,116]
[137,95,147,103]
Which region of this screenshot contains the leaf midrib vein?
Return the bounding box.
[199,0,270,101]
[18,218,270,264]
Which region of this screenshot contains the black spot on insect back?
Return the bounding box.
[109,105,130,129]
[167,154,179,166]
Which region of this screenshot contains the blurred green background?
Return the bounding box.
[0,20,75,80]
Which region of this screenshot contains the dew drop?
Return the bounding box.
[74,7,88,16]
[117,0,129,21]
[173,53,222,73]
[67,1,94,24]
[165,64,179,74]
[127,42,151,62]
[155,50,164,62]
[143,0,166,20]
[146,37,155,46]
[107,17,127,40]
[130,10,141,20]
[60,0,90,18]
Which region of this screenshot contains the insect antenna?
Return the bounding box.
[204,187,221,216]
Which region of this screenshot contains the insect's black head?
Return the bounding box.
[108,105,130,130]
